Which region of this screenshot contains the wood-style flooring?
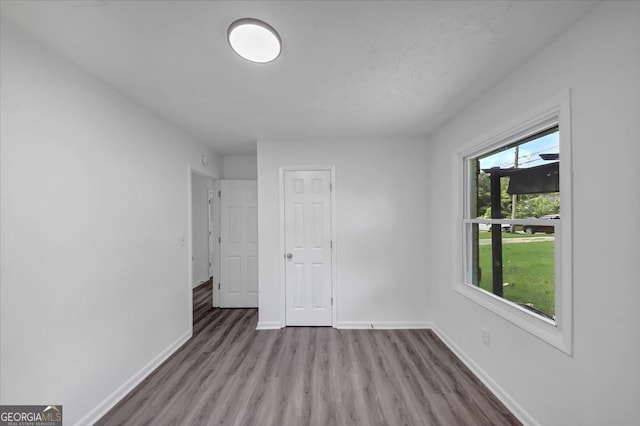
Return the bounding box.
[97,281,521,425]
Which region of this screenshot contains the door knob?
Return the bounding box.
[286,253,293,260]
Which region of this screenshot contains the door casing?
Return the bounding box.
[279,165,337,327]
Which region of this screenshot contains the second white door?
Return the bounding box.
[220,180,258,307]
[284,170,332,326]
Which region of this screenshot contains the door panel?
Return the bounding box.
[284,170,332,326]
[208,190,215,279]
[220,180,258,307]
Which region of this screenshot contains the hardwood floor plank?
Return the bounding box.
[96,283,521,426]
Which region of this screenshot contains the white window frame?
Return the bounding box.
[455,91,573,355]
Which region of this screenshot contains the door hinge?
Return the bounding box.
[218,283,221,290]
[331,297,333,306]
[208,199,212,204]
[330,183,332,192]
[330,240,333,249]
[218,190,221,197]
[218,237,221,243]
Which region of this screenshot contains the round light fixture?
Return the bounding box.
[228,18,281,63]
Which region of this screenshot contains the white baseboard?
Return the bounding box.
[336,321,431,329]
[429,324,538,426]
[258,321,431,330]
[75,330,192,426]
[256,321,283,330]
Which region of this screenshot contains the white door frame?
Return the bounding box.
[212,180,221,307]
[279,165,337,327]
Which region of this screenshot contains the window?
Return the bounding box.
[468,126,559,320]
[457,93,573,354]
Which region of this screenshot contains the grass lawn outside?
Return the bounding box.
[477,240,555,317]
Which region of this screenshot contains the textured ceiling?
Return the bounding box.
[0,0,599,154]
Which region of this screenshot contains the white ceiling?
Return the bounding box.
[0,0,599,155]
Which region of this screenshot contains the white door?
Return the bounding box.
[208,190,215,279]
[220,180,258,307]
[284,170,332,326]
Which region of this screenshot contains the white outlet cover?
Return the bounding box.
[482,329,491,347]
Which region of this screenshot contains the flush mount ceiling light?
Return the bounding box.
[227,18,281,63]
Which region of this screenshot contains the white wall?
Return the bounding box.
[191,173,213,287]
[0,23,222,424]
[427,2,640,425]
[257,138,429,328]
[222,155,257,179]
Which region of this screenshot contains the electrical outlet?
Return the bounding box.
[482,329,491,347]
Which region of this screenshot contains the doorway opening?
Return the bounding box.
[188,167,217,332]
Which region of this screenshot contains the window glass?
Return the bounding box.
[466,127,559,320]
